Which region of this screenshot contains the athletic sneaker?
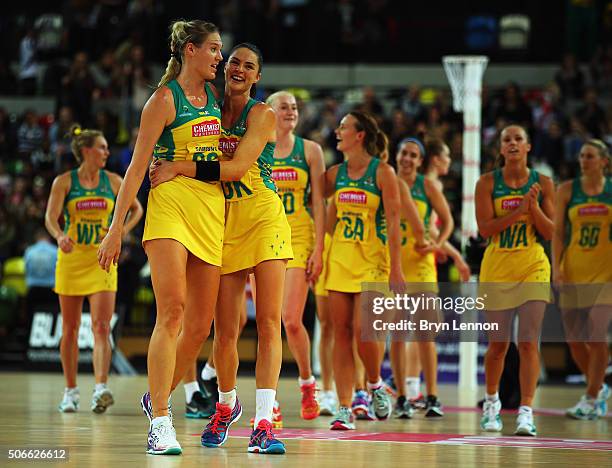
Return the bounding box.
[248,419,286,454]
[383,375,397,397]
[393,395,414,419]
[352,390,375,420]
[91,387,114,414]
[330,406,355,430]
[199,376,219,405]
[480,399,502,432]
[201,400,243,447]
[58,388,79,413]
[300,382,320,420]
[409,392,427,410]
[371,386,392,420]
[566,395,598,420]
[319,390,338,416]
[186,390,215,419]
[147,416,182,455]
[250,400,283,429]
[424,395,444,418]
[595,383,610,417]
[515,409,537,436]
[141,391,173,425]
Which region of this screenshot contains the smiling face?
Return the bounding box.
[82,136,110,169]
[579,144,608,175]
[270,93,298,133]
[225,47,261,93]
[500,125,531,164]
[185,32,223,81]
[335,114,364,153]
[396,141,423,177]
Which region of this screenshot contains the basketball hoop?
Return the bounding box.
[442,55,489,112]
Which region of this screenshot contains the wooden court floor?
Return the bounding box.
[0,372,610,467]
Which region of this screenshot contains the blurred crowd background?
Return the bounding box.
[0,1,610,342]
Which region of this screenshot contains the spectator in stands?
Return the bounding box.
[563,115,592,177]
[398,85,424,121]
[576,87,607,138]
[17,110,45,158]
[18,26,39,95]
[24,227,57,307]
[0,161,11,200]
[0,206,16,264]
[533,119,565,174]
[90,49,121,99]
[494,82,533,130]
[49,106,76,164]
[555,53,585,101]
[0,107,15,159]
[60,51,95,126]
[0,60,17,95]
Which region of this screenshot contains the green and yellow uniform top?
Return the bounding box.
[401,174,437,285]
[562,176,612,283]
[55,169,117,296]
[63,169,115,249]
[479,168,550,309]
[220,98,276,201]
[153,80,221,162]
[325,157,389,293]
[142,79,225,266]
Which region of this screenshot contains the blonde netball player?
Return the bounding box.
[267,90,325,420]
[324,111,403,430]
[98,20,225,455]
[45,125,143,414]
[475,125,554,436]
[390,137,453,419]
[149,43,291,454]
[553,139,611,420]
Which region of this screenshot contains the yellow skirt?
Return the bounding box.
[479,244,551,310]
[401,243,439,294]
[221,189,293,275]
[55,247,117,296]
[143,176,225,266]
[314,233,332,297]
[287,217,314,269]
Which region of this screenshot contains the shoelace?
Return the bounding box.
[484,401,498,421]
[207,404,231,435]
[302,385,317,405]
[253,421,273,445]
[372,388,387,408]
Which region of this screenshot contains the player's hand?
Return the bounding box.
[97,227,122,272]
[552,267,565,287]
[57,234,75,253]
[149,160,178,189]
[455,258,471,282]
[414,240,435,255]
[389,266,405,295]
[306,248,323,285]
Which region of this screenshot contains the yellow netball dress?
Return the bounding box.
[480,169,551,310]
[314,232,332,297]
[271,136,314,269]
[401,174,438,293]
[143,80,225,266]
[220,98,293,274]
[55,170,117,295]
[326,158,389,293]
[560,176,612,308]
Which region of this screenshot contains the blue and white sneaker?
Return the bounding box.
[330,406,355,430]
[147,416,181,455]
[351,390,375,420]
[58,388,79,413]
[185,390,215,419]
[595,383,610,417]
[201,400,243,447]
[248,419,286,454]
[566,395,598,420]
[515,409,537,436]
[371,386,392,420]
[480,399,502,432]
[141,391,173,425]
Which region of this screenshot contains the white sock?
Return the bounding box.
[298,375,315,387]
[201,363,217,380]
[254,389,276,427]
[518,405,532,415]
[184,381,200,402]
[65,387,78,394]
[366,378,383,392]
[152,415,170,428]
[219,388,236,410]
[485,392,499,402]
[94,382,108,392]
[405,377,420,399]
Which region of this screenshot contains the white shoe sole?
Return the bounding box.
[92,393,114,414]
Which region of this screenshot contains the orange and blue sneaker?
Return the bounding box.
[248,419,286,454]
[351,390,375,420]
[201,400,242,448]
[300,382,320,420]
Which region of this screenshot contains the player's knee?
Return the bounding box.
[91,319,111,338]
[487,342,509,359]
[517,341,538,355]
[283,316,303,337]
